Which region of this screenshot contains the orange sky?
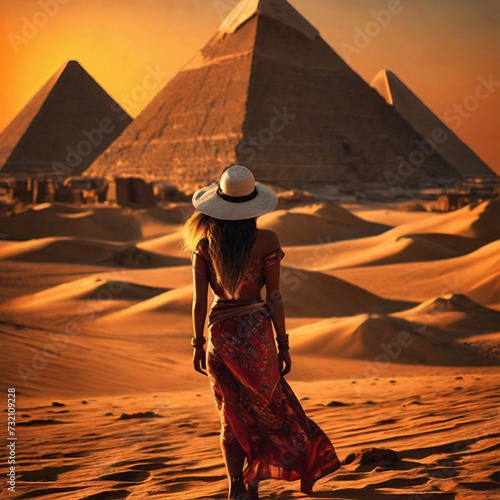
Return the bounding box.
[0,0,499,174]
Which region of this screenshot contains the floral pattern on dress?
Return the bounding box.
[206,307,341,494]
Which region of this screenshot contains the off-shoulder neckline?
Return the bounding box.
[254,246,283,262]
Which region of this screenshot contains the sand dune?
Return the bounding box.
[393,294,500,341]
[283,199,499,271]
[137,231,185,257]
[258,201,390,245]
[139,203,193,225]
[284,232,480,271]
[467,272,500,309]
[0,319,197,399]
[330,239,500,306]
[0,202,193,243]
[290,311,496,365]
[4,276,169,309]
[341,201,443,226]
[1,197,499,499]
[288,232,476,270]
[386,198,500,241]
[399,292,500,318]
[279,265,414,317]
[0,202,143,241]
[96,265,195,290]
[0,236,187,268]
[127,203,193,238]
[97,284,194,319]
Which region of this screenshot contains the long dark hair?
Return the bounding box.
[181,210,258,298]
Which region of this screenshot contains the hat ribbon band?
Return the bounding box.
[217,186,258,203]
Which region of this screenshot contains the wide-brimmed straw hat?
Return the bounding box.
[192,165,279,220]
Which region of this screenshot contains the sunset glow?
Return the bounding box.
[1,4,499,499]
[0,0,498,173]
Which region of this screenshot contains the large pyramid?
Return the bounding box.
[85,0,462,189]
[371,69,497,178]
[0,61,132,177]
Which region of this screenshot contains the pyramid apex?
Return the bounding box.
[370,69,394,105]
[61,59,84,71]
[372,69,393,80]
[217,0,319,40]
[383,69,402,82]
[371,70,410,95]
[50,60,86,78]
[372,69,386,79]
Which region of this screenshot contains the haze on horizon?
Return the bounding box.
[0,0,498,174]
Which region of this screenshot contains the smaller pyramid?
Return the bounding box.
[371,70,497,178]
[0,61,132,177]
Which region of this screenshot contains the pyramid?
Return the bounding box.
[0,61,132,177]
[85,0,462,189]
[371,69,498,178]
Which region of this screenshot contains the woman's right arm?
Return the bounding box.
[264,263,286,340]
[263,232,291,375]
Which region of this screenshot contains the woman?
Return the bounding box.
[182,165,341,499]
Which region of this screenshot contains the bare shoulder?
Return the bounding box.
[257,229,281,253]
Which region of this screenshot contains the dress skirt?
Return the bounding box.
[206,298,341,494]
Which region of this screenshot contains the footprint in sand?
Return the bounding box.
[17,486,84,499]
[18,419,67,426]
[20,465,79,482]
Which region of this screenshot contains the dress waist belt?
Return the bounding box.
[208,299,268,328]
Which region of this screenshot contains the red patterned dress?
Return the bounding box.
[191,239,341,494]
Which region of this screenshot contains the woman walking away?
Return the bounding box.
[182,165,341,499]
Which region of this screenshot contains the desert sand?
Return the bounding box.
[0,198,499,499]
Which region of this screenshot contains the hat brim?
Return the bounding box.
[192,181,279,220]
